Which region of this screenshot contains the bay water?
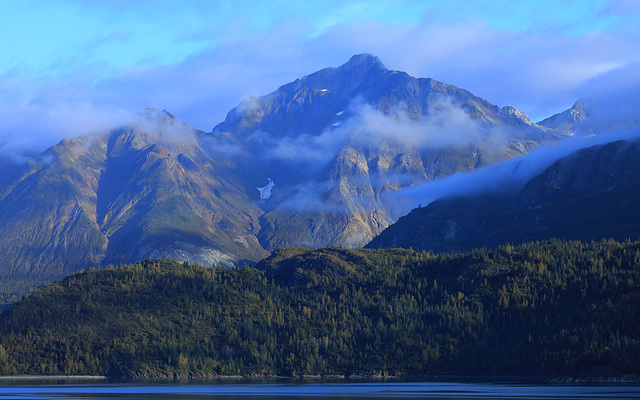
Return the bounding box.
[0,379,639,400]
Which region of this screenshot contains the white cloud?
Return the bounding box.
[344,99,501,150]
[0,97,135,157]
[242,96,505,170]
[396,106,640,214]
[2,8,640,158]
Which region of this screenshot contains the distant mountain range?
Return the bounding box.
[0,54,633,304]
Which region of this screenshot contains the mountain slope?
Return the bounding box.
[0,55,601,304]
[212,54,568,251]
[0,110,268,305]
[0,137,108,303]
[94,112,268,268]
[367,138,640,252]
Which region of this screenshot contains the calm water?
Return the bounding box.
[0,380,639,400]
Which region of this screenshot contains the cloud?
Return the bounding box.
[309,17,640,121]
[178,16,640,126]
[272,180,338,211]
[0,96,136,158]
[248,130,343,166]
[243,96,505,170]
[574,61,640,102]
[2,4,640,160]
[396,109,640,214]
[344,99,509,150]
[244,75,640,215]
[241,96,520,214]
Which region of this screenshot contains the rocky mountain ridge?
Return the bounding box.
[0,54,612,304]
[212,54,571,252]
[0,110,268,304]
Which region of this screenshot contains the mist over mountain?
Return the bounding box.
[0,54,635,304]
[367,137,640,252]
[211,54,571,252]
[0,110,269,304]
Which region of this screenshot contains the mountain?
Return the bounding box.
[212,53,568,252]
[367,138,640,252]
[538,98,589,135]
[0,110,269,305]
[0,55,590,304]
[1,239,639,378]
[539,96,640,137]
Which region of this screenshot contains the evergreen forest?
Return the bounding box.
[0,239,639,379]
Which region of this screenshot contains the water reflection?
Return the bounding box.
[0,381,639,400]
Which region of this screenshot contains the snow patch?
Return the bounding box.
[331,122,342,127]
[320,89,328,92]
[257,178,275,200]
[233,235,250,248]
[336,111,344,116]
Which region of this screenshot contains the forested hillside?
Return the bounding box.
[368,139,640,253]
[0,239,638,379]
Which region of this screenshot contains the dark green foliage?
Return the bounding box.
[0,239,639,378]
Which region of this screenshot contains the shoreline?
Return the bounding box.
[0,375,108,380]
[1,374,638,384]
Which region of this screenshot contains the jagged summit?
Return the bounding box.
[140,108,179,124]
[0,53,610,305]
[208,54,571,255]
[212,53,544,138]
[340,53,386,71]
[538,97,599,137]
[501,105,536,127]
[212,54,392,135]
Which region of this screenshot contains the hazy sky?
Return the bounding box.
[1,0,639,154]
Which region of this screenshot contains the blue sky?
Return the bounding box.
[1,0,639,154]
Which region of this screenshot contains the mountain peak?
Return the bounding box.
[341,53,386,71]
[501,105,535,126]
[569,98,589,122]
[141,108,177,123]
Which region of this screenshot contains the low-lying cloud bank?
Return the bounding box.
[396,123,640,214]
[234,97,538,213]
[393,80,640,213]
[217,86,640,218]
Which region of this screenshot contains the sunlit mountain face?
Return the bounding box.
[0,54,632,305]
[211,54,572,252]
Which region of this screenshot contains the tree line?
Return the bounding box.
[0,238,638,378]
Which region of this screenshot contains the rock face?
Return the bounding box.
[539,96,640,137]
[366,139,640,252]
[0,110,269,304]
[213,53,567,252]
[0,54,591,303]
